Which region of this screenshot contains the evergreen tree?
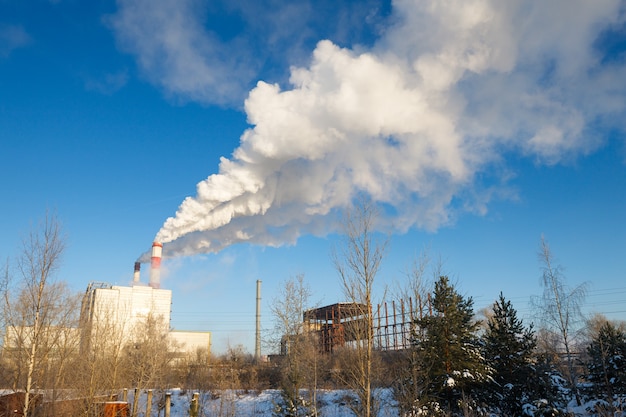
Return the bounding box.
[523,353,570,417]
[412,276,490,415]
[482,293,539,415]
[585,321,626,404]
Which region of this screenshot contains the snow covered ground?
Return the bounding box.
[1,387,618,416]
[131,388,399,417]
[130,388,618,417]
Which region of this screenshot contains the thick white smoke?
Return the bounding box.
[143,0,625,259]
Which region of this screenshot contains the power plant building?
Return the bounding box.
[80,282,173,338]
[80,242,210,359]
[2,242,211,367]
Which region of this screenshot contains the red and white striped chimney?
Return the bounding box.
[149,241,163,289]
[133,261,141,284]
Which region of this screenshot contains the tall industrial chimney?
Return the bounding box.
[149,242,163,289]
[255,280,261,361]
[133,262,141,284]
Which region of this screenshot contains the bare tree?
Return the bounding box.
[391,249,437,414]
[74,296,131,416]
[394,249,449,321]
[204,344,255,417]
[332,199,387,417]
[394,249,430,309]
[40,290,81,416]
[122,312,178,417]
[175,347,212,391]
[1,213,75,417]
[270,274,319,416]
[124,312,175,389]
[533,236,587,405]
[584,313,626,342]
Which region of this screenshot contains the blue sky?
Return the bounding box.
[1,0,625,354]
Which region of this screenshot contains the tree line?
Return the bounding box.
[0,214,281,416]
[269,202,626,417]
[2,210,625,417]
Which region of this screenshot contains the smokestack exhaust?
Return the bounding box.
[255,279,261,361]
[150,242,163,289]
[133,262,141,284]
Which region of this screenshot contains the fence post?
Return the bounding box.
[146,389,153,417]
[165,392,171,417]
[189,392,199,417]
[123,388,128,403]
[132,388,140,417]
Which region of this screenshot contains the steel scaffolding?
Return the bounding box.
[303,295,432,353]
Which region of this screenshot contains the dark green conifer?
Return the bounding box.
[483,293,568,416]
[483,293,538,415]
[585,321,626,403]
[412,276,490,415]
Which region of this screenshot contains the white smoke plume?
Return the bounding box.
[137,0,625,259]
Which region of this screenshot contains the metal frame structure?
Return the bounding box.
[303,296,432,353]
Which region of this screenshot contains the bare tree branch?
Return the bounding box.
[332,198,388,417]
[532,235,587,406]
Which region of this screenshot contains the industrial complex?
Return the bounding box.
[79,242,211,361]
[2,242,211,366]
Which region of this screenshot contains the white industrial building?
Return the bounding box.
[80,282,173,337]
[2,242,210,366]
[79,242,211,361]
[80,282,210,361]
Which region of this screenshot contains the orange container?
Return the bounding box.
[103,401,129,417]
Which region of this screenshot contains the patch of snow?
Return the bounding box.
[462,370,473,379]
[126,388,400,417]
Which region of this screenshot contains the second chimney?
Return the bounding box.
[149,241,163,289]
[133,262,141,284]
